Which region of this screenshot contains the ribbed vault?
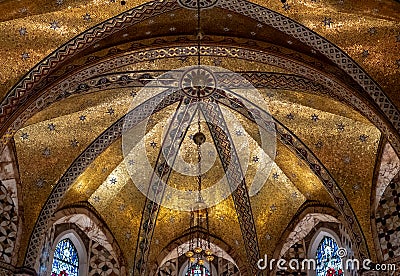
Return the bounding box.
[0,0,397,275]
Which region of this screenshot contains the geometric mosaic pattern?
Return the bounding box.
[0,181,17,264]
[375,142,400,211]
[64,71,333,100]
[134,96,196,275]
[201,101,260,275]
[277,241,307,276]
[3,41,397,157]
[375,172,400,261]
[89,242,120,276]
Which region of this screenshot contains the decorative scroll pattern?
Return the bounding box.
[58,71,334,99]
[23,90,183,268]
[212,90,369,259]
[200,101,260,275]
[133,97,197,275]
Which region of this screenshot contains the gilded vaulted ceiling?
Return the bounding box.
[1,0,399,274]
[13,58,381,270]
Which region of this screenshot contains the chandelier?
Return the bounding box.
[184,113,215,275]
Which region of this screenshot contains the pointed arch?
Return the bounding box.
[50,230,87,276]
[308,229,343,276]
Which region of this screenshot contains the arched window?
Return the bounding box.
[51,238,79,276]
[315,236,343,276]
[185,264,211,276]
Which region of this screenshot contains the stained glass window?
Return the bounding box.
[51,238,79,276]
[316,236,343,276]
[185,264,211,276]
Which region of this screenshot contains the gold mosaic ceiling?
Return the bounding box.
[14,57,381,269]
[1,0,398,272]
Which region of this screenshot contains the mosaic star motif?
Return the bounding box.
[323,17,333,27]
[213,58,222,66]
[36,179,45,188]
[106,108,115,115]
[150,141,157,148]
[282,2,290,11]
[19,27,27,36]
[21,53,29,60]
[337,123,345,131]
[83,13,91,21]
[50,21,60,30]
[48,123,56,131]
[359,134,368,142]
[315,141,323,148]
[21,132,29,140]
[235,129,243,136]
[70,139,79,148]
[42,148,51,157]
[368,27,377,35]
[287,113,294,120]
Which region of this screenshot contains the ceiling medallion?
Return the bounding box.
[180,67,217,98]
[178,0,219,9]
